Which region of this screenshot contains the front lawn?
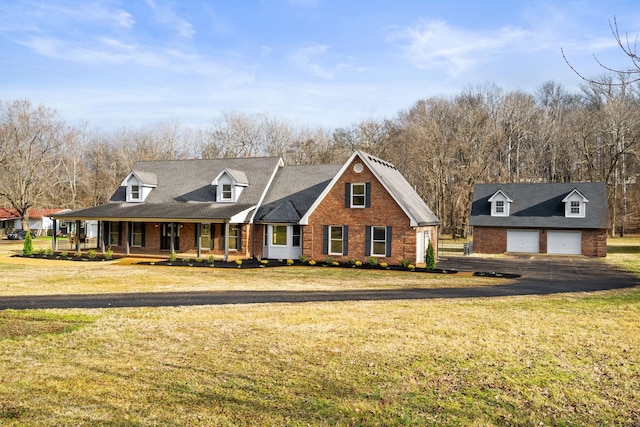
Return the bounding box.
[0,237,638,425]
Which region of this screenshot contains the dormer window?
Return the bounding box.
[212,168,249,203]
[488,190,512,217]
[130,185,140,201]
[221,184,232,201]
[563,189,588,218]
[122,171,157,203]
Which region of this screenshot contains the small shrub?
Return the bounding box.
[380,262,388,269]
[169,251,177,262]
[400,258,411,268]
[408,263,416,271]
[332,261,339,266]
[299,254,308,263]
[61,252,68,258]
[286,259,294,266]
[105,248,113,260]
[37,248,46,255]
[182,257,191,263]
[425,241,436,269]
[354,260,362,267]
[368,257,378,266]
[22,232,34,256]
[235,259,243,268]
[195,257,202,263]
[87,249,97,260]
[324,256,334,265]
[308,260,316,266]
[207,255,215,264]
[45,248,54,256]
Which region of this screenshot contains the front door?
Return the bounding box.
[160,223,180,251]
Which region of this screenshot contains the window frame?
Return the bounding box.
[570,200,581,215]
[107,221,121,246]
[351,183,366,208]
[329,225,344,255]
[292,225,301,247]
[228,224,240,251]
[495,200,505,214]
[130,222,145,247]
[130,184,140,201]
[371,226,387,257]
[221,183,233,201]
[272,225,288,246]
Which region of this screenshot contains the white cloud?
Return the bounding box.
[392,20,530,75]
[290,43,335,79]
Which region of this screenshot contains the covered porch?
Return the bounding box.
[49,218,252,261]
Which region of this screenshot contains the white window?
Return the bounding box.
[292,225,301,247]
[371,226,387,256]
[570,200,580,214]
[495,200,505,214]
[221,184,232,201]
[131,223,144,247]
[201,224,212,249]
[130,185,140,201]
[329,226,344,255]
[272,225,288,246]
[351,183,366,208]
[228,224,240,250]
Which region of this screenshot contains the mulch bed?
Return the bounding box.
[12,254,520,278]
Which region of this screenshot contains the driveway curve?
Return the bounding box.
[0,256,637,310]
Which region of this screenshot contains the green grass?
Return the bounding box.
[0,237,638,425]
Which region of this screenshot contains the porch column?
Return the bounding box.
[196,223,202,259]
[75,220,81,255]
[170,223,175,254]
[124,221,130,255]
[51,219,57,252]
[98,220,104,252]
[224,221,230,261]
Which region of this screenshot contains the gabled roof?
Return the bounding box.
[299,150,440,227]
[488,189,513,203]
[562,188,589,203]
[53,157,283,222]
[122,171,158,187]
[470,182,608,229]
[212,168,249,186]
[254,164,341,223]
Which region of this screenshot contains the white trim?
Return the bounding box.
[350,183,366,208]
[249,158,284,224]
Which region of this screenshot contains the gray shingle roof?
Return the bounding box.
[470,182,609,229]
[254,164,341,223]
[358,151,440,227]
[55,157,282,222]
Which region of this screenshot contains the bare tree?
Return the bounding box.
[563,17,640,85]
[0,100,68,229]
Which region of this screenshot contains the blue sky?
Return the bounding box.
[1,0,639,131]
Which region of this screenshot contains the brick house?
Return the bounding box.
[52,151,440,265]
[470,182,608,257]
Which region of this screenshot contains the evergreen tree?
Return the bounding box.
[22,231,33,256]
[425,241,436,269]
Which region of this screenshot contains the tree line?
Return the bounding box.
[1,74,639,236]
[0,73,638,236]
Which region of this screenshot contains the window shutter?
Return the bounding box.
[323,225,329,254]
[238,225,243,250]
[127,221,132,246]
[343,225,348,255]
[141,223,146,247]
[386,226,392,256]
[365,226,371,256]
[345,183,351,208]
[365,183,371,208]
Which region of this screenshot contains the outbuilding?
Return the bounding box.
[470,183,608,257]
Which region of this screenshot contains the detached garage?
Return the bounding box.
[470,183,609,257]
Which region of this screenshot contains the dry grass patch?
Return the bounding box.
[0,291,639,426]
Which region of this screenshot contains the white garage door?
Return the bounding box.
[507,230,540,253]
[547,231,582,255]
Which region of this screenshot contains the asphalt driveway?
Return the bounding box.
[0,255,637,310]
